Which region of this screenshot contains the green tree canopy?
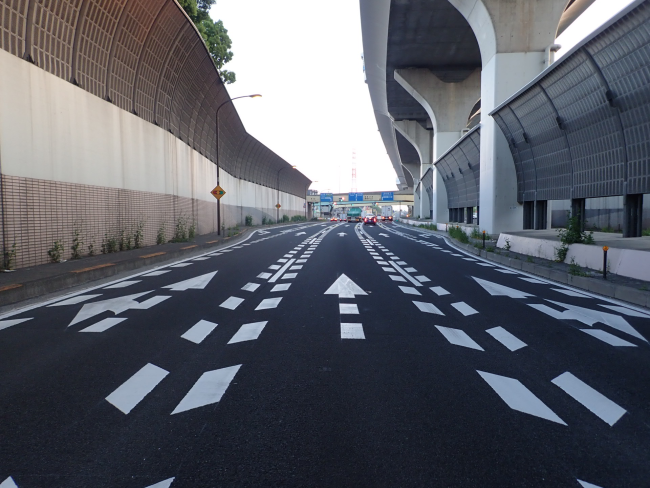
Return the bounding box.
[178,0,236,84]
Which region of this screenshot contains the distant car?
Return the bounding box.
[363,215,377,226]
[330,217,337,221]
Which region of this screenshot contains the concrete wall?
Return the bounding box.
[0,49,304,268]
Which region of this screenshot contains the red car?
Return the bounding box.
[363,215,377,226]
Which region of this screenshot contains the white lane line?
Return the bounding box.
[373,256,383,260]
[577,480,603,488]
[268,265,281,270]
[520,277,546,284]
[170,263,192,268]
[397,261,407,265]
[79,318,127,333]
[0,318,34,331]
[581,329,637,347]
[440,250,451,253]
[476,262,494,267]
[405,267,417,273]
[382,267,396,272]
[377,260,389,265]
[451,253,463,257]
[282,273,298,280]
[340,303,359,314]
[104,281,141,289]
[552,288,591,298]
[141,270,172,277]
[413,301,444,315]
[220,297,245,310]
[257,272,272,280]
[435,326,483,350]
[341,323,365,339]
[430,286,450,296]
[269,259,297,283]
[0,477,18,488]
[495,269,518,274]
[106,363,169,414]
[477,371,566,425]
[415,275,430,283]
[296,259,308,263]
[145,478,175,488]
[241,283,260,292]
[451,302,478,316]
[228,321,268,344]
[486,327,527,351]
[389,261,422,287]
[552,372,626,426]
[290,265,303,270]
[390,275,407,282]
[399,286,421,296]
[256,297,282,310]
[278,259,288,263]
[192,257,211,261]
[181,320,218,344]
[599,304,650,318]
[462,258,476,261]
[48,294,102,306]
[271,283,291,292]
[171,365,241,415]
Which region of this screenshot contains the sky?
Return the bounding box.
[212,0,636,196]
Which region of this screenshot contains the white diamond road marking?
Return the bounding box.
[141,270,171,277]
[181,320,218,344]
[48,294,102,306]
[486,327,527,351]
[271,283,291,292]
[552,288,591,298]
[172,365,241,415]
[383,267,396,272]
[519,277,547,284]
[477,371,566,425]
[0,477,18,488]
[390,275,407,282]
[268,265,281,270]
[373,256,383,260]
[452,302,478,316]
[79,318,127,333]
[430,286,450,296]
[296,259,308,263]
[577,480,603,488]
[397,261,407,265]
[415,275,430,283]
[0,318,34,331]
[241,283,260,292]
[341,323,365,339]
[282,273,298,279]
[145,478,175,488]
[104,281,141,289]
[581,329,637,347]
[413,301,444,315]
[220,297,245,310]
[377,260,389,265]
[257,272,272,280]
[228,321,268,344]
[290,265,303,270]
[399,286,421,296]
[435,326,483,350]
[269,259,297,283]
[278,259,288,263]
[405,267,417,273]
[256,297,282,310]
[340,303,359,314]
[106,363,169,414]
[170,263,192,267]
[552,372,626,426]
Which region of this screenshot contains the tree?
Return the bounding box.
[178,0,236,84]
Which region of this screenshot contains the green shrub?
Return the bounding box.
[3,241,17,270]
[282,214,290,223]
[418,223,437,231]
[245,215,253,226]
[449,225,469,244]
[290,215,307,222]
[262,216,269,225]
[156,222,166,245]
[134,219,145,249]
[48,240,64,262]
[71,227,83,260]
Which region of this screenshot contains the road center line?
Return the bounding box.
[268,259,297,283]
[389,261,422,287]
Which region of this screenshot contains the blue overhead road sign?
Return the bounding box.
[320,193,333,203]
[381,192,394,201]
[349,192,363,202]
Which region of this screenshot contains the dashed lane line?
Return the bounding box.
[430,286,450,296]
[228,321,268,344]
[451,301,479,316]
[171,365,241,415]
[435,326,483,351]
[106,363,169,415]
[485,326,527,351]
[181,320,218,344]
[220,297,245,310]
[256,298,282,310]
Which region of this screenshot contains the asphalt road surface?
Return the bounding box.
[1,221,649,488]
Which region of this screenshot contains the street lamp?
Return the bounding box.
[277,165,296,223]
[215,94,262,235]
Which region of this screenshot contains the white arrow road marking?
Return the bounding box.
[473,277,534,299]
[257,230,270,235]
[256,298,282,310]
[181,320,218,344]
[430,286,450,296]
[241,283,260,292]
[552,372,626,426]
[477,371,566,425]
[220,297,244,310]
[581,329,637,347]
[486,327,527,351]
[577,480,603,488]
[104,281,141,289]
[413,301,444,315]
[452,302,478,316]
[106,363,169,414]
[435,326,483,350]
[144,478,175,488]
[341,323,365,339]
[79,318,127,333]
[598,304,650,318]
[324,274,368,298]
[340,303,359,314]
[69,292,154,326]
[163,272,217,291]
[0,318,33,331]
[171,365,241,415]
[0,478,17,488]
[228,321,268,343]
[48,294,102,306]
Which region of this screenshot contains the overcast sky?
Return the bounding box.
[212,0,635,195]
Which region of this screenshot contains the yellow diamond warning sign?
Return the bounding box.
[211,185,226,200]
[275,203,281,209]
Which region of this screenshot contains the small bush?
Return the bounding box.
[504,238,511,252]
[555,243,569,262]
[262,216,269,225]
[418,223,437,231]
[282,214,290,223]
[642,228,650,237]
[3,241,17,270]
[568,258,588,276]
[527,255,534,263]
[188,220,196,240]
[101,234,118,254]
[87,242,95,257]
[486,246,495,253]
[245,215,253,226]
[156,222,166,245]
[48,240,64,263]
[134,219,145,249]
[71,226,83,260]
[449,226,469,244]
[172,215,188,242]
[291,215,307,222]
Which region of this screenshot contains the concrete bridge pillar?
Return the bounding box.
[394,68,481,225]
[448,0,569,234]
[393,120,432,220]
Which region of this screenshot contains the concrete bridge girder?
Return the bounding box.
[393,120,432,220]
[448,0,570,234]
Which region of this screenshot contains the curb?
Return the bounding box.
[395,222,650,309]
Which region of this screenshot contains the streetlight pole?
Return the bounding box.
[277,165,296,223]
[215,94,261,235]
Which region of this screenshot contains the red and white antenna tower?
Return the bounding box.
[351,149,357,193]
